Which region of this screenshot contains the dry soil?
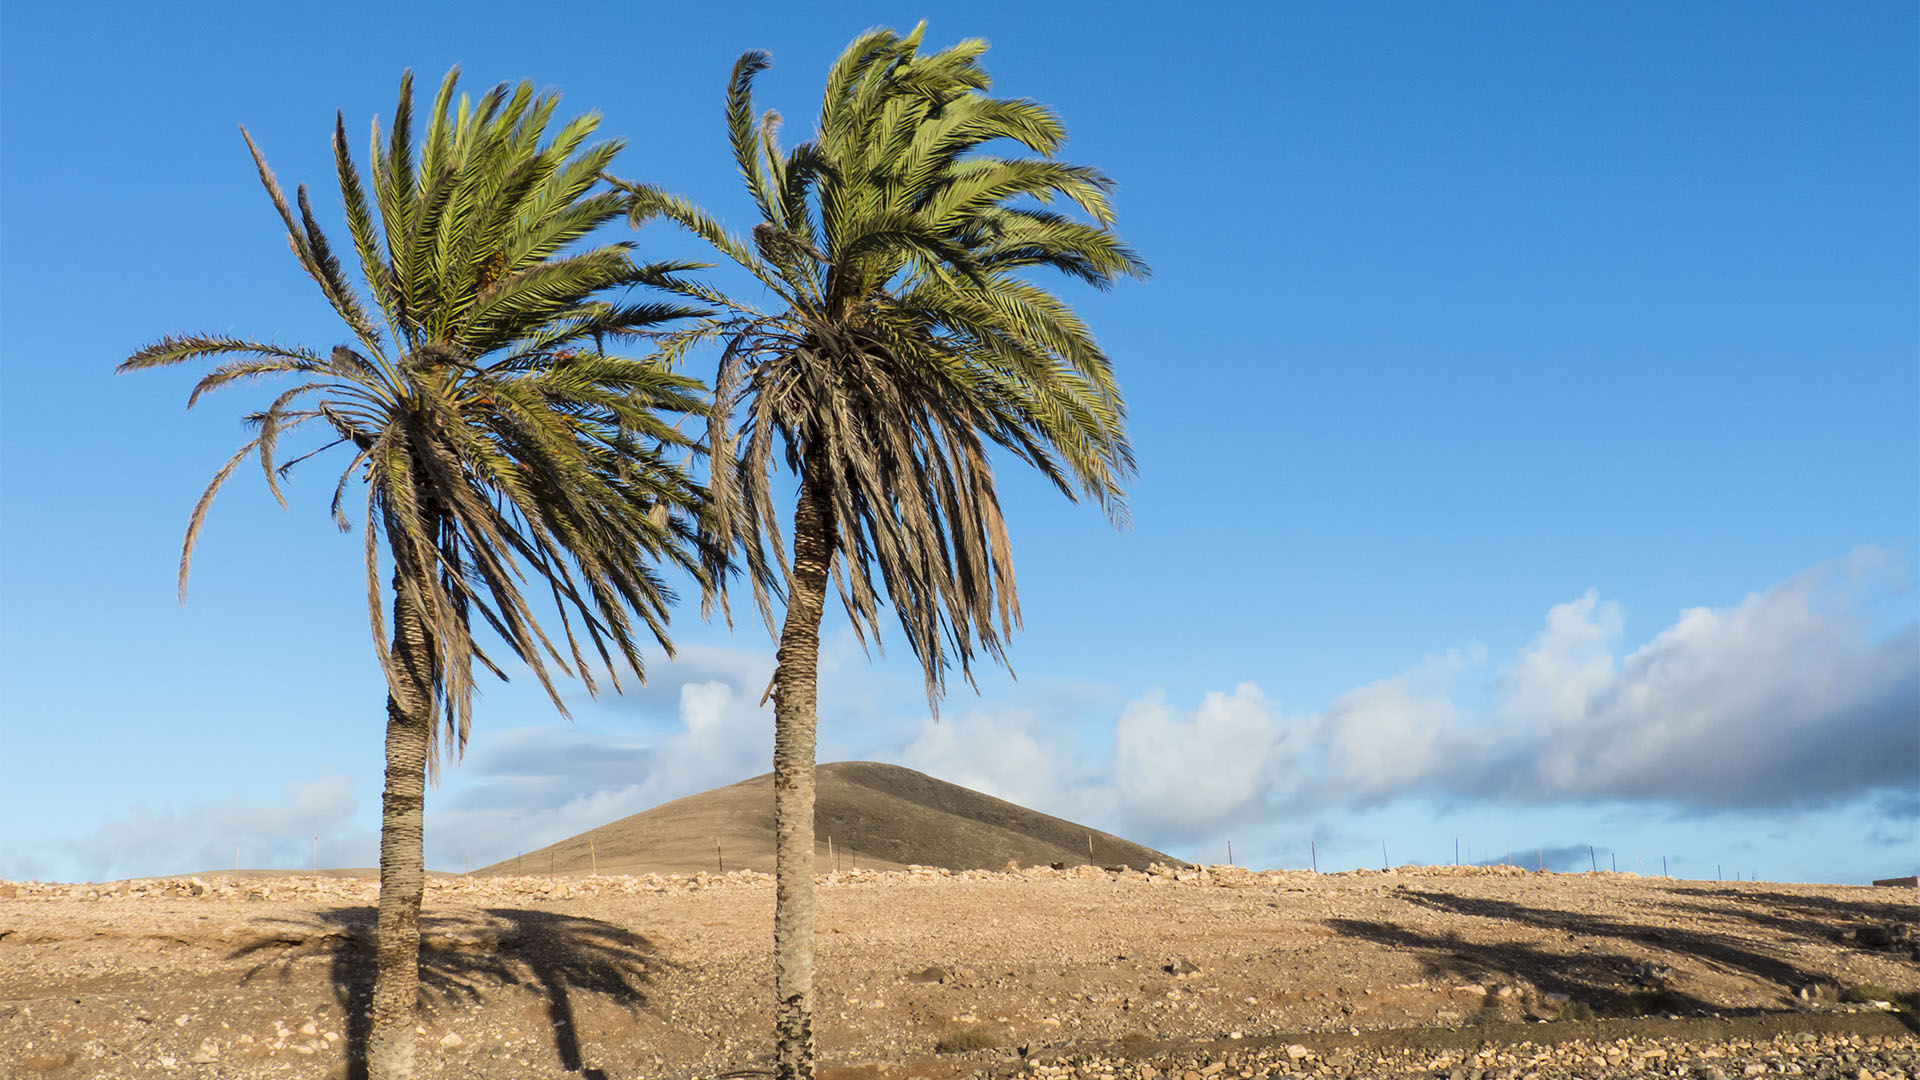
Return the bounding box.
[1,865,1915,1079]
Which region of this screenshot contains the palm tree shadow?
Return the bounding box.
[229,905,669,1079]
[1325,887,1854,1018]
[1664,886,1919,943]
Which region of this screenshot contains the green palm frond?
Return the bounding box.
[616,25,1145,705]
[125,67,711,764]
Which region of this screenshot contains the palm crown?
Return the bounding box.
[620,24,1147,701]
[123,69,709,762]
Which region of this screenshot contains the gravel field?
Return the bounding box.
[1,864,1913,1079]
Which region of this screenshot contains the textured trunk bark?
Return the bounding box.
[772,467,834,1080]
[367,565,435,1080]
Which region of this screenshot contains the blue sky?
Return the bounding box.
[2,1,1914,884]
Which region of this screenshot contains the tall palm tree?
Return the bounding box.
[123,69,707,1080]
[612,25,1146,1078]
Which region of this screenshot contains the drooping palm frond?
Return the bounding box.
[613,25,1146,706]
[124,67,711,766]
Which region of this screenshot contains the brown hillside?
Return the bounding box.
[476,760,1179,876]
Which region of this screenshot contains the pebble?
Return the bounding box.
[1025,1032,1919,1080]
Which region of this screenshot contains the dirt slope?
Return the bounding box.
[477,760,1178,877]
[1,867,1915,1078]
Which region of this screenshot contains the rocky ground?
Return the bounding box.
[0,865,1914,1079]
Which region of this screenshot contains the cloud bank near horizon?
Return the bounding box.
[905,548,1918,846]
[20,549,1912,881]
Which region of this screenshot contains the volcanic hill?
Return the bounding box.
[476,760,1179,876]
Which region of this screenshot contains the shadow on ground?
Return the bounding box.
[1664,886,1918,944]
[230,906,669,1079]
[1326,888,1873,1019]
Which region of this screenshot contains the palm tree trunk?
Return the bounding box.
[367,569,435,1080]
[772,467,834,1080]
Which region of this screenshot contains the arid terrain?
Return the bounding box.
[2,865,1915,1079]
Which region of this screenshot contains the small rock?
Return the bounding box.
[299,1020,318,1036]
[905,965,950,984]
[191,1039,219,1063]
[440,1031,464,1048]
[20,1054,73,1073]
[173,1014,190,1027]
[1200,1063,1226,1076]
[1287,1045,1312,1060]
[1165,959,1201,975]
[1855,925,1894,948]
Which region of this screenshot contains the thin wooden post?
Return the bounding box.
[1589,845,1596,873]
[716,839,724,874]
[589,837,598,876]
[1382,841,1389,870]
[1227,840,1233,866]
[1310,841,1317,873]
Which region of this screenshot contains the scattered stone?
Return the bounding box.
[440,1031,464,1048]
[905,965,950,984]
[1165,959,1200,975]
[1632,963,1674,987]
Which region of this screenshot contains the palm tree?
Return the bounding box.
[123,69,707,1080]
[612,26,1146,1078]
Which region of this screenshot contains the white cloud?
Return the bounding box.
[1462,549,1918,807]
[1113,683,1292,836]
[64,772,367,881]
[900,704,1119,826]
[1022,549,1915,848]
[1320,648,1478,803]
[902,707,1059,806]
